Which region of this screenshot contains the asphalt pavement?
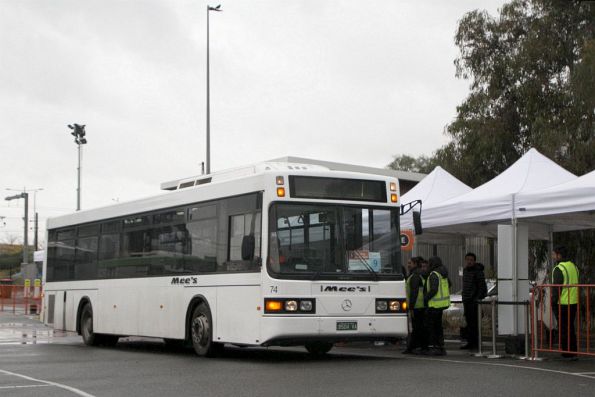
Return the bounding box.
[0,312,593,397]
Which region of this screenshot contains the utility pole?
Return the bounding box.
[7,187,43,251]
[5,193,29,264]
[68,124,88,210]
[206,4,222,175]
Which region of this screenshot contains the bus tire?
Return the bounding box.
[80,303,100,346]
[190,303,223,357]
[305,342,333,356]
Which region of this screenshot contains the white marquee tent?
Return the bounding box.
[419,148,577,239]
[515,169,595,231]
[400,166,472,231]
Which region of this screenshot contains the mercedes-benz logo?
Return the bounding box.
[341,299,353,311]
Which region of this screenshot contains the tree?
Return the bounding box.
[439,0,593,186]
[387,154,437,174]
[388,0,595,281]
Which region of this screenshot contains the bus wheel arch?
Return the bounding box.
[78,299,119,347]
[79,301,99,346]
[76,297,92,335]
[186,296,223,357]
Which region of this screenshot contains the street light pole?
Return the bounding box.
[78,141,82,210]
[206,4,222,175]
[68,124,87,211]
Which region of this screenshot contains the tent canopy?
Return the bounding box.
[420,149,577,239]
[400,166,471,232]
[514,169,595,232]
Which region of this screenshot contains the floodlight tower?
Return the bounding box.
[68,124,88,211]
[206,4,222,174]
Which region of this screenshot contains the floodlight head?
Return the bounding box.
[208,4,222,11]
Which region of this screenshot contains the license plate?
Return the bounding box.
[336,321,357,331]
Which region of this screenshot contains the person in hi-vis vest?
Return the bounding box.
[551,246,579,358]
[403,256,428,354]
[423,256,451,356]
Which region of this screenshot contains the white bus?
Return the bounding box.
[42,162,409,356]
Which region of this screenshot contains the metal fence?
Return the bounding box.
[531,284,594,358]
[0,285,42,315]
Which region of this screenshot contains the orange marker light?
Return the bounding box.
[277,187,286,197]
[266,300,283,311]
[401,301,408,311]
[391,193,398,203]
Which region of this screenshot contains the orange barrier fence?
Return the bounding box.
[0,285,42,315]
[531,284,594,358]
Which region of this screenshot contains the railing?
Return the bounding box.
[531,284,594,358]
[0,285,42,315]
[474,300,530,359]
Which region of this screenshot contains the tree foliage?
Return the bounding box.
[447,0,594,185]
[390,0,594,186]
[387,154,437,174]
[388,0,595,279]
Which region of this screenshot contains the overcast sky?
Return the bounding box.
[0,0,506,246]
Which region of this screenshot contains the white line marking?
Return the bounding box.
[0,384,50,389]
[407,356,595,380]
[334,349,595,381]
[0,369,96,396]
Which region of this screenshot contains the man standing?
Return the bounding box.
[461,252,487,350]
[551,246,579,358]
[424,256,450,356]
[403,257,427,354]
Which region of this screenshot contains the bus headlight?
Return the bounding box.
[376,298,405,313]
[265,298,316,314]
[285,300,298,311]
[376,300,388,311]
[299,300,313,312]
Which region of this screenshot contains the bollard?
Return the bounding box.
[487,299,502,359]
[524,302,529,358]
[474,302,484,357]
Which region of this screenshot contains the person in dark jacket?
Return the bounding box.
[423,256,451,356]
[403,256,427,354]
[460,252,488,350]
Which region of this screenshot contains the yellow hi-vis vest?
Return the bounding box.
[553,261,579,305]
[426,270,450,309]
[406,273,425,309]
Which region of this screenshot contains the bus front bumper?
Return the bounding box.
[260,315,407,347]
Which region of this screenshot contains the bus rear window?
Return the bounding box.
[289,176,386,203]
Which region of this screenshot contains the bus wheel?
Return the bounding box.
[190,303,223,357]
[80,304,100,346]
[305,342,333,356]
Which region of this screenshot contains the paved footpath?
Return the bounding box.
[0,312,593,397]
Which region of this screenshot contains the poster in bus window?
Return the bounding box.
[348,250,381,272]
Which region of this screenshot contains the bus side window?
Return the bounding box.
[227,212,261,271]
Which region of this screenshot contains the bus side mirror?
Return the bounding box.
[241,235,255,260]
[413,211,423,235]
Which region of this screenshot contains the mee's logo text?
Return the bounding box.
[171,276,198,285]
[320,285,371,293]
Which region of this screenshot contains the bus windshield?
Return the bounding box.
[268,203,402,280]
